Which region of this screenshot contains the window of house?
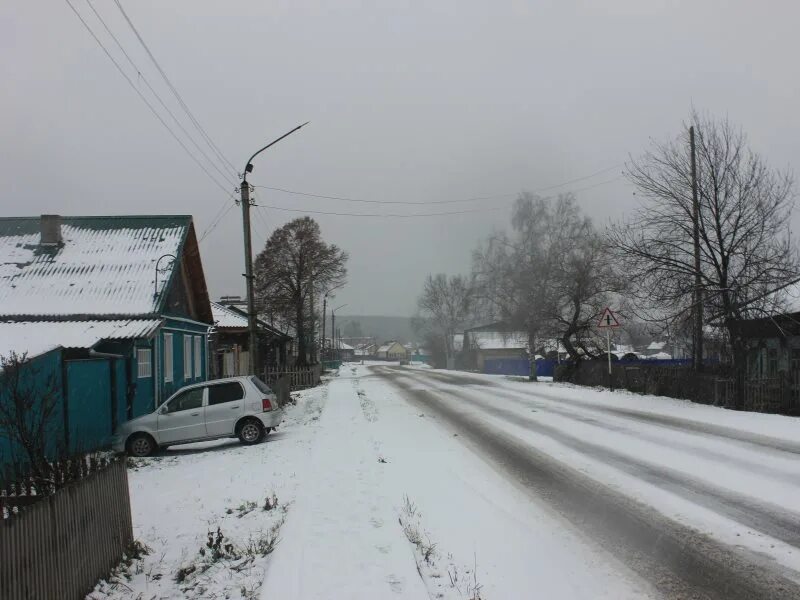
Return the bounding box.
[184,335,193,379]
[767,348,778,377]
[164,333,174,383]
[194,336,202,378]
[791,348,800,372]
[164,387,204,413]
[207,382,245,405]
[137,348,152,378]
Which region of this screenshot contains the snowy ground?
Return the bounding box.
[91,364,800,599]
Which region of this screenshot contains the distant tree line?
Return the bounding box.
[415,109,799,384]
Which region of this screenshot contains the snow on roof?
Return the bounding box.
[470,331,528,350]
[647,351,673,360]
[0,216,190,318]
[211,302,249,329]
[614,344,635,354]
[377,341,401,353]
[0,319,162,359]
[646,341,667,351]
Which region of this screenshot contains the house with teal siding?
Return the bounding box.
[0,214,213,464]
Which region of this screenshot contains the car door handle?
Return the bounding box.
[230,405,240,410]
[191,412,200,416]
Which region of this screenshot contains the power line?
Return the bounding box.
[198,200,237,243]
[83,0,236,186]
[252,203,508,218]
[252,176,624,218]
[64,0,235,198]
[112,0,238,177]
[253,164,624,206]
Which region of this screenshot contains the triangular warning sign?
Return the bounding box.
[597,307,621,328]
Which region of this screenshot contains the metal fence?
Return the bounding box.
[0,458,133,600]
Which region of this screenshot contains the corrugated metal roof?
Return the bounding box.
[0,216,190,318]
[0,319,162,359]
[211,302,249,329]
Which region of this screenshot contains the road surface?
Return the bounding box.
[371,364,800,600]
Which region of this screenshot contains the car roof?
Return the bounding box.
[175,376,253,392]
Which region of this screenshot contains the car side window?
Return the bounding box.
[164,388,204,413]
[208,382,245,406]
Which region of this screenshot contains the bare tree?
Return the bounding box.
[254,217,348,366]
[414,274,475,369]
[0,352,64,484]
[610,110,797,395]
[473,193,617,369]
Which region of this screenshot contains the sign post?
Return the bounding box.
[597,307,621,389]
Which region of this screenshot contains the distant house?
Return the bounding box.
[375,341,407,360]
[210,301,291,377]
[329,339,355,361]
[0,214,213,460]
[462,323,528,372]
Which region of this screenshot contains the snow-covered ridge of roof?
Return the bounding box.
[0,319,162,359]
[377,342,400,352]
[211,302,249,329]
[0,216,189,318]
[469,331,528,350]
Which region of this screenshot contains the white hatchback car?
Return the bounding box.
[112,376,282,457]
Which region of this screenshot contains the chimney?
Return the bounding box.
[40,214,63,246]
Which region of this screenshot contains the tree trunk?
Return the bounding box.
[296,303,308,367]
[726,322,748,410]
[528,331,538,382]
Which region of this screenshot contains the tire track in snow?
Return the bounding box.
[415,368,800,456]
[426,380,800,548]
[375,366,800,600]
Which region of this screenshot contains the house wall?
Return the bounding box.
[66,359,112,453]
[476,348,527,372]
[0,349,66,478]
[157,318,209,405]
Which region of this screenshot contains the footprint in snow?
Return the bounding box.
[370,517,384,528]
[386,575,404,593]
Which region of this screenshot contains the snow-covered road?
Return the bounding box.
[93,364,800,599]
[370,364,800,600]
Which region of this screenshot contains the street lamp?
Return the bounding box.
[321,283,345,362]
[331,303,348,362]
[239,122,309,375]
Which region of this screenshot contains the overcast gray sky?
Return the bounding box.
[1,1,798,316]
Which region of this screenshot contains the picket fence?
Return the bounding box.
[0,458,133,600]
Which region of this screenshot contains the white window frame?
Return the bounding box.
[137,348,152,378]
[164,333,174,383]
[184,335,193,379]
[194,335,202,378]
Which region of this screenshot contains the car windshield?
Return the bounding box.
[250,376,273,395]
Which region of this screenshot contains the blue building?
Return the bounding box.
[0,214,213,461]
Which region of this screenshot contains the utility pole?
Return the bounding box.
[239,181,259,375]
[238,122,309,376]
[690,125,703,372]
[321,295,328,363]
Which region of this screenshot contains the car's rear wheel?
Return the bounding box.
[237,419,265,445]
[127,433,157,457]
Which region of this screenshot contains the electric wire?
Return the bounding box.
[253,165,624,206]
[84,0,236,186]
[252,176,623,218]
[113,0,239,177]
[64,0,236,198]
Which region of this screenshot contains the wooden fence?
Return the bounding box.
[0,459,133,600]
[262,364,322,392]
[556,360,800,415]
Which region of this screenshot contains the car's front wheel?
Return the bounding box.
[237,419,265,445]
[127,433,157,457]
